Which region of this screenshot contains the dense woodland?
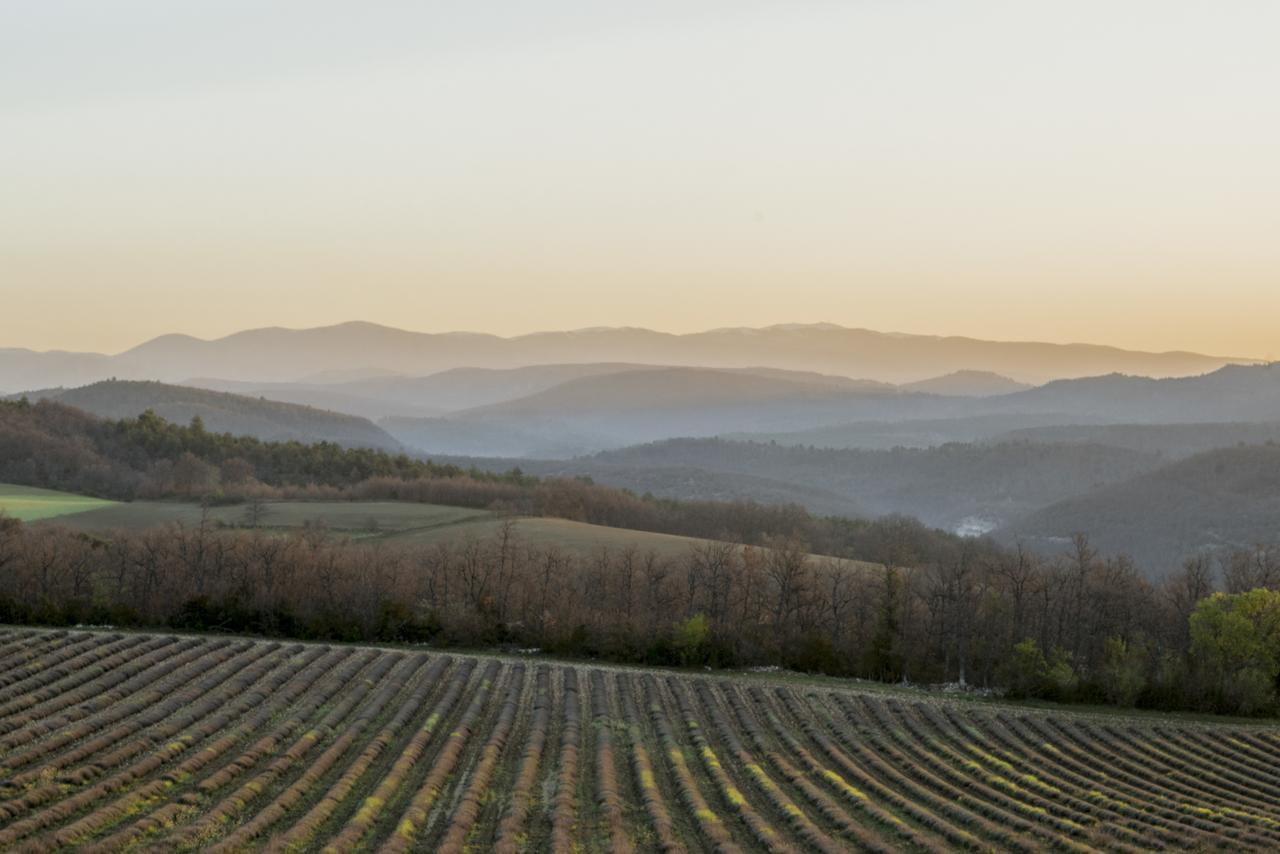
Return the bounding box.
[3,398,1280,716]
[0,397,481,498]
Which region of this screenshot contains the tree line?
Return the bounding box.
[2,513,1278,716]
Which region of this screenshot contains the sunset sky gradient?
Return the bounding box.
[2,1,1277,358]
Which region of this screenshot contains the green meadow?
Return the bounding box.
[18,492,877,569]
[0,483,118,522]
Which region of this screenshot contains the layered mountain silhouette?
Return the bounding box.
[386,362,1280,458]
[0,321,1247,390]
[729,364,1280,451]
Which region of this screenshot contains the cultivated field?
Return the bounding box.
[0,484,116,522]
[2,630,1279,852]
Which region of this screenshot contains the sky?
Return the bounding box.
[2,1,1278,359]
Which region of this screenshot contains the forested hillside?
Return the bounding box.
[0,397,451,499]
[1002,444,1280,568]
[995,420,1280,458]
[994,363,1280,422]
[571,437,1163,533]
[13,380,401,450]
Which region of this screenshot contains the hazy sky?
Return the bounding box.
[3,1,1278,357]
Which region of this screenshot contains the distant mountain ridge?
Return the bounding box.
[900,370,1031,397]
[0,321,1249,389]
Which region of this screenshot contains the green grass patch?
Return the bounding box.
[0,483,117,521]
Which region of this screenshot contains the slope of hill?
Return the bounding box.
[461,367,896,415]
[14,381,402,450]
[0,347,113,391]
[0,321,1247,388]
[181,378,447,420]
[1000,444,1280,570]
[992,363,1280,421]
[377,415,602,459]
[189,363,895,423]
[724,412,1107,450]
[187,362,661,418]
[39,497,875,567]
[901,369,1032,396]
[439,455,871,520]
[0,396,926,567]
[382,367,940,456]
[0,394,491,503]
[731,363,1280,451]
[2,629,1276,852]
[535,437,1163,535]
[0,483,116,521]
[993,420,1280,459]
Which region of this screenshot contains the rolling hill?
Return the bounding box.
[456,437,1163,536]
[1000,444,1280,570]
[179,379,448,420]
[186,363,661,419]
[376,368,921,460]
[387,362,1280,459]
[380,416,605,459]
[383,367,954,456]
[11,381,402,451]
[459,367,896,415]
[430,455,871,520]
[900,369,1032,396]
[993,420,1280,459]
[728,363,1280,451]
[723,412,1108,451]
[189,363,896,423]
[0,483,116,521]
[990,362,1280,422]
[34,496,877,566]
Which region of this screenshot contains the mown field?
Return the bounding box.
[2,630,1279,852]
[0,484,116,522]
[18,492,878,568]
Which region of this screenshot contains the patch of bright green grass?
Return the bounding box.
[0,484,117,521]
